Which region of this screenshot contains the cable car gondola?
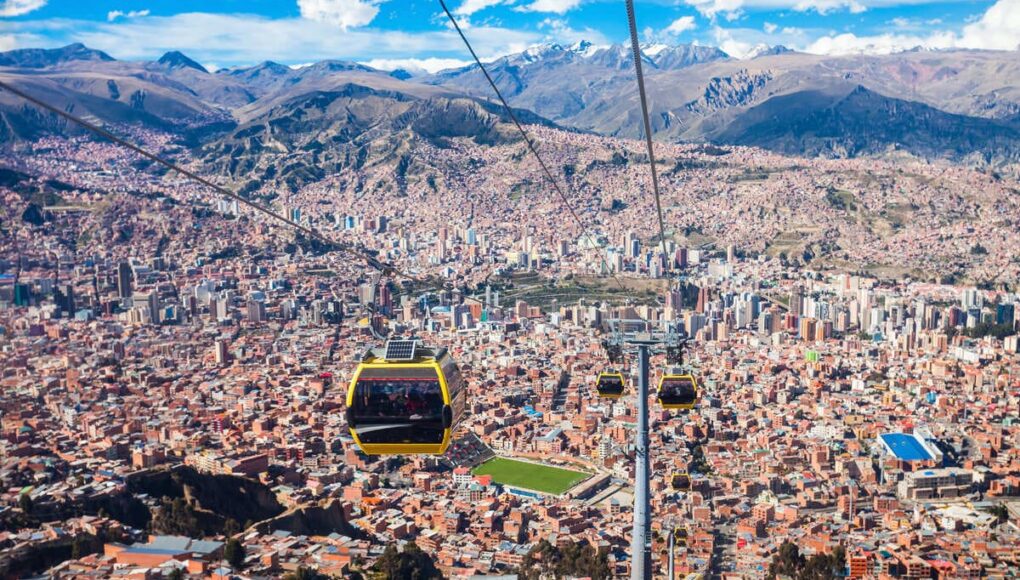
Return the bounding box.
[346,339,465,455]
[657,372,699,410]
[670,471,691,492]
[672,526,689,547]
[595,371,626,399]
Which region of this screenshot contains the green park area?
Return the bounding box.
[472,457,589,495]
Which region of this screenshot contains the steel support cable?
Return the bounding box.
[624,0,671,275]
[438,0,628,293]
[0,78,435,286]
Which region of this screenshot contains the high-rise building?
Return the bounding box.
[12,283,31,306]
[377,282,393,315]
[799,317,817,341]
[557,240,569,257]
[214,340,230,365]
[57,283,75,315]
[147,291,160,323]
[960,288,980,310]
[611,250,624,273]
[696,286,710,313]
[790,287,805,318]
[215,297,229,320]
[247,299,267,323]
[996,303,1015,326]
[117,262,133,299]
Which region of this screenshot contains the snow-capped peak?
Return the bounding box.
[570,39,604,57]
[744,43,793,59]
[640,43,671,57]
[520,43,565,63]
[570,40,592,53]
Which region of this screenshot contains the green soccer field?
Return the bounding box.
[472,457,589,495]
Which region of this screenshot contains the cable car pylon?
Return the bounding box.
[604,318,692,580]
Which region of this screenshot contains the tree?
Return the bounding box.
[375,542,442,580]
[152,497,203,536]
[963,322,1015,340]
[520,539,610,580]
[224,518,240,536]
[18,493,33,514]
[71,536,86,560]
[982,503,1009,525]
[167,568,185,580]
[283,567,329,580]
[224,538,246,569]
[768,541,804,579]
[768,542,846,580]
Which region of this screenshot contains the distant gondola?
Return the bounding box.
[670,471,691,492]
[595,371,626,399]
[657,373,699,410]
[673,526,689,547]
[346,340,465,455]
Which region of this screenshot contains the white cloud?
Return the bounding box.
[958,0,1020,51]
[683,0,944,20]
[515,0,582,15]
[0,34,15,50]
[792,0,865,14]
[454,0,507,16]
[534,15,608,45]
[0,0,46,17]
[665,16,697,35]
[684,0,743,19]
[361,56,472,74]
[804,0,1020,55]
[107,9,150,22]
[702,0,1017,57]
[707,23,809,56]
[5,12,542,66]
[297,0,384,30]
[804,30,954,54]
[713,26,755,58]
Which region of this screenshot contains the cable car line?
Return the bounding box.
[438,0,628,293]
[0,78,424,286]
[624,0,671,275]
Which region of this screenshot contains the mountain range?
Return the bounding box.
[0,42,1019,181]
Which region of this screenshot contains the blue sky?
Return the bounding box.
[0,0,1016,72]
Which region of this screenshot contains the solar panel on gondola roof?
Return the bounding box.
[384,339,417,361]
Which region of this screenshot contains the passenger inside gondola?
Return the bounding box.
[659,375,697,407]
[351,378,445,443]
[671,472,691,491]
[597,373,625,397]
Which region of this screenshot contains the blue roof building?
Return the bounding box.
[880,432,938,462]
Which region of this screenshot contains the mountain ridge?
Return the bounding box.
[0,43,1018,168]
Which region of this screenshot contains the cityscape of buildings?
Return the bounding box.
[0,128,1018,579]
